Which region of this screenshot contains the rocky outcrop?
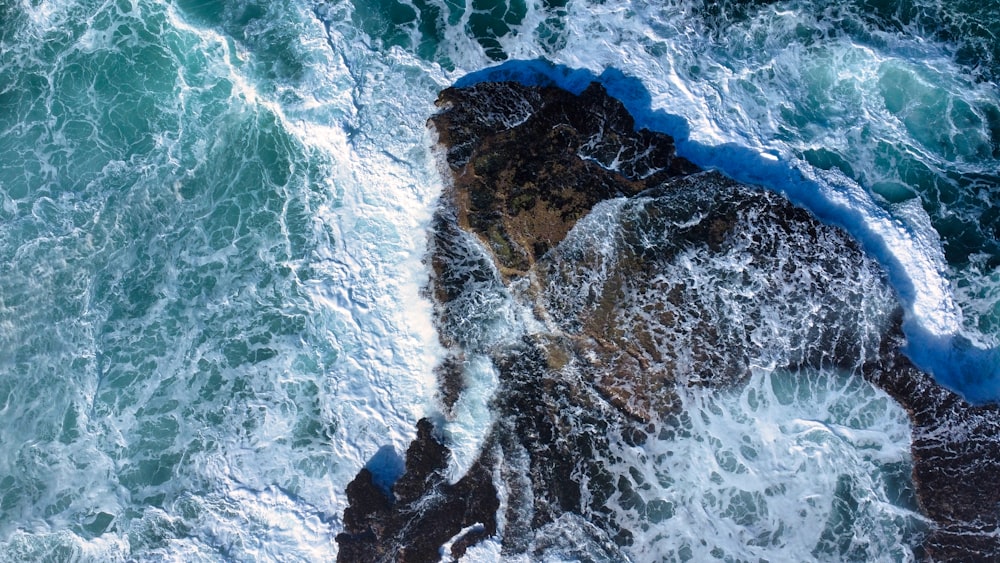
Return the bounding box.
[864,327,1000,560]
[337,80,1000,560]
[335,419,499,562]
[432,82,697,279]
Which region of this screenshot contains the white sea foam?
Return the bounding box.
[1,0,454,558]
[591,369,920,562]
[443,354,500,483]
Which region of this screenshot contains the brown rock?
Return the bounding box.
[430,81,697,278]
[340,79,1000,560]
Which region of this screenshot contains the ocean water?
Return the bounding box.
[0,0,997,560]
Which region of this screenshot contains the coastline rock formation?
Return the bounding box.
[335,419,499,562]
[336,81,1000,560]
[865,333,1000,560]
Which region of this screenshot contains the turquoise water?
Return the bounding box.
[0,0,441,558]
[1,0,998,559]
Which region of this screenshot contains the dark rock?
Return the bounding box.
[339,79,1000,560]
[864,324,1000,560]
[336,469,390,561]
[434,352,466,413]
[538,172,888,420]
[335,418,499,562]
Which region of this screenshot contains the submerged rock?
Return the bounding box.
[337,80,1000,560]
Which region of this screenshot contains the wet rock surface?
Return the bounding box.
[335,419,499,563]
[864,326,1000,561]
[337,81,1000,560]
[432,81,697,278]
